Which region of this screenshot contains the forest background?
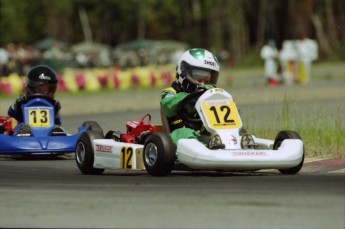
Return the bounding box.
[1,0,345,67]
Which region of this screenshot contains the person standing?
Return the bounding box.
[296,36,318,84]
[260,40,280,86]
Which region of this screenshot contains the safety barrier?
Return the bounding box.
[0,66,175,95]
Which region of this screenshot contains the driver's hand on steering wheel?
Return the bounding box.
[184,100,197,115]
[54,101,61,114]
[12,95,28,111]
[197,84,214,90]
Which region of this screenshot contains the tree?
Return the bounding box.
[1,0,344,62]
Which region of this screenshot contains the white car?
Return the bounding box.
[75,88,304,176]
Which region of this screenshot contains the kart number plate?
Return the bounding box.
[28,108,51,127]
[120,147,133,169]
[202,100,241,129]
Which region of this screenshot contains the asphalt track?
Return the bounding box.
[0,154,344,229]
[1,80,344,228]
[0,109,344,229]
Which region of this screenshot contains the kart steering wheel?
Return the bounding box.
[26,93,57,106]
[176,88,207,123]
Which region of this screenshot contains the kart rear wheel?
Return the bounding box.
[82,121,104,137]
[273,130,304,175]
[143,132,176,176]
[75,130,105,175]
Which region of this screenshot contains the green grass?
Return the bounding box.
[243,96,345,158]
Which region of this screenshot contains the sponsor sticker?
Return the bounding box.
[38,73,51,80]
[95,144,112,152]
[232,151,266,156]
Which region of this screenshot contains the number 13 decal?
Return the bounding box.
[28,109,50,127]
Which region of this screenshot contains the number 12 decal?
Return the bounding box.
[202,100,241,130]
[121,147,133,169]
[209,106,234,124]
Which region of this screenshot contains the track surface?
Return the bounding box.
[1,80,344,228]
[1,109,344,229]
[0,154,344,229]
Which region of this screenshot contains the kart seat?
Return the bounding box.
[160,107,171,134]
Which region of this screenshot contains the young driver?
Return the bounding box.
[8,65,61,125]
[160,48,220,146]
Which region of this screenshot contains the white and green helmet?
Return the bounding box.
[176,48,220,92]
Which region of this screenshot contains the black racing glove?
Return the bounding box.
[54,100,61,115]
[197,84,215,90]
[12,95,27,111]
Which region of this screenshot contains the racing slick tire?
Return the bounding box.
[143,132,176,176]
[273,130,304,175]
[82,121,104,137]
[75,130,105,175]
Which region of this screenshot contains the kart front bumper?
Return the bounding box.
[0,134,79,155]
[176,139,304,171]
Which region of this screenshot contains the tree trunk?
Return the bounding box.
[256,0,268,50]
[311,14,333,57]
[325,0,339,48]
[78,6,93,43]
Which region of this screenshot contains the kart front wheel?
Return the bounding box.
[75,130,105,175]
[143,132,176,176]
[273,130,304,175]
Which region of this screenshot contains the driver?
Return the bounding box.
[160,48,219,145]
[8,65,61,125]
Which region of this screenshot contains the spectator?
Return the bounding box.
[279,40,299,85]
[260,39,280,86]
[296,36,318,83]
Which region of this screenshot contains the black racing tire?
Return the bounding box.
[75,130,105,175]
[82,121,104,137]
[273,130,304,175]
[143,132,176,176]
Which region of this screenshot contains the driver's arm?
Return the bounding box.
[160,89,187,117]
[54,100,62,125]
[7,95,27,123]
[7,105,23,123]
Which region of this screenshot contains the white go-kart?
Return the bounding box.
[75,87,304,176]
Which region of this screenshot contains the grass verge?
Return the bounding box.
[244,95,345,158]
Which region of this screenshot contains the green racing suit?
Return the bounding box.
[160,82,213,145]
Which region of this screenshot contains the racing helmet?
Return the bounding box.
[25,65,58,97]
[176,48,220,92]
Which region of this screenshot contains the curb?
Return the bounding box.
[302,157,345,173]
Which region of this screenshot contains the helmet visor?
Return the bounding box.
[191,69,211,84]
[26,81,57,97]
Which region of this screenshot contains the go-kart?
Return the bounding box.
[0,94,96,155]
[75,87,304,176]
[75,114,156,174]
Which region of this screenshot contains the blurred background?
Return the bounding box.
[0,0,344,94]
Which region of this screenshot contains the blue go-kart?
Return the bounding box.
[0,94,102,156]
